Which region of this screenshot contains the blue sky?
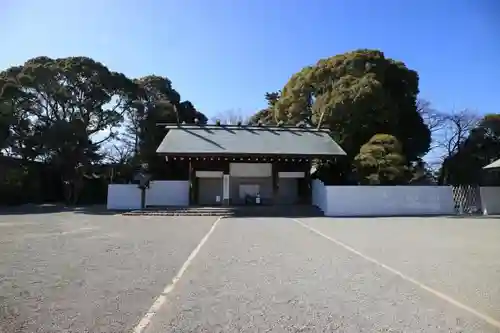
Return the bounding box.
[1,0,499,120]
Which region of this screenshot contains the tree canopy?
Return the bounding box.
[272,49,431,162]
[0,56,207,203]
[249,91,280,125]
[441,114,500,185]
[126,75,206,178]
[354,134,408,185]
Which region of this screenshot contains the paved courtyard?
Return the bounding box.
[0,211,499,332]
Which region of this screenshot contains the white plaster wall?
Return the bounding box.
[315,184,455,216]
[145,180,189,206]
[480,187,500,215]
[107,184,142,210]
[311,179,328,213]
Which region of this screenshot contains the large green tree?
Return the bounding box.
[273,49,430,162]
[0,56,136,203]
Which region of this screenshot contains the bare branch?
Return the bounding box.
[210,109,250,125]
[418,98,480,166]
[417,99,446,134]
[103,142,134,164]
[435,108,480,160]
[93,130,117,145]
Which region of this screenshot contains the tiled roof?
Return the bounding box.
[156,124,346,156]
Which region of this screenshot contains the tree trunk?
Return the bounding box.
[73,178,84,205]
[62,178,72,205]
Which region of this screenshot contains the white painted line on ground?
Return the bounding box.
[292,218,500,330]
[132,216,223,333]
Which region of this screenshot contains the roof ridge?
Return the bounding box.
[158,123,330,132]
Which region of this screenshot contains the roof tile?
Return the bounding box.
[156,125,346,156]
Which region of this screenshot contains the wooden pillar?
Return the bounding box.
[297,173,305,204]
[192,174,198,205]
[272,161,279,205]
[188,159,195,205]
[305,160,312,204]
[295,161,305,204]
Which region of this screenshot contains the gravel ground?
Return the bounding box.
[145,217,500,333]
[298,216,500,320]
[2,213,499,333]
[0,212,217,333]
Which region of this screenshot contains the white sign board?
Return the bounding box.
[223,174,230,199]
[196,171,223,178]
[230,163,272,178]
[278,172,305,178]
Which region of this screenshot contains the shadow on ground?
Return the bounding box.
[0,204,119,216]
[448,214,500,219]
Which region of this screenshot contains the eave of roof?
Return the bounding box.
[483,158,500,169]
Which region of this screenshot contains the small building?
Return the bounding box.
[155,123,346,206]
